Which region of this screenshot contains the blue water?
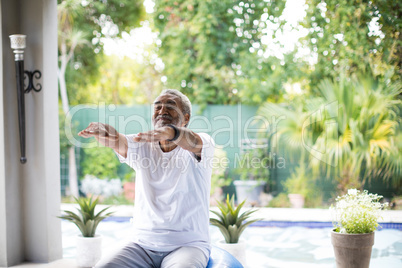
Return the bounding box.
[102,216,402,230]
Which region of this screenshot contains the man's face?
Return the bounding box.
[152,94,189,128]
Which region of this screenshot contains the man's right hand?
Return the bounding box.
[78,122,128,157]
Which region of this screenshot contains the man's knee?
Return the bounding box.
[95,242,154,268]
[161,247,208,268]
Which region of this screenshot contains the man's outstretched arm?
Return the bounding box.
[78,122,128,158]
[133,126,203,157]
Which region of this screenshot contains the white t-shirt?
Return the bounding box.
[116,132,215,259]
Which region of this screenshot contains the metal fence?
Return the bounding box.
[60,104,399,199]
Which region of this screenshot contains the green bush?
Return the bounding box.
[268,193,291,208]
[210,146,231,194]
[283,165,323,208]
[236,148,270,183]
[81,146,120,179]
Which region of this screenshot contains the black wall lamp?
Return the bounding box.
[9,34,42,164]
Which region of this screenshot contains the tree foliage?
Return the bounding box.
[258,75,402,192]
[58,0,145,105]
[81,146,121,179]
[57,0,402,194]
[59,0,401,106]
[153,0,292,106]
[83,53,164,105]
[303,0,401,86]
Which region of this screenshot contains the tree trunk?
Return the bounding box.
[59,39,79,198]
[68,146,79,198]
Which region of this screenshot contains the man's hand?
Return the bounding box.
[134,126,202,158]
[78,122,128,157]
[78,122,118,145]
[133,126,175,143]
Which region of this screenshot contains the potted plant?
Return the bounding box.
[59,197,114,267]
[210,146,231,205]
[210,195,261,266]
[283,165,311,208]
[234,149,270,206]
[330,189,388,268]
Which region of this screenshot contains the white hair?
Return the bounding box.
[159,89,192,120]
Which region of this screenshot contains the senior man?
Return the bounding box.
[78,89,215,268]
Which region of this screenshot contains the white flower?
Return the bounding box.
[347,188,358,195]
[80,176,122,197]
[332,188,388,234]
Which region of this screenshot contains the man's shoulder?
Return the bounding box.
[196,132,214,148]
[197,132,213,141]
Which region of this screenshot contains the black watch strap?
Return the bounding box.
[167,124,180,141]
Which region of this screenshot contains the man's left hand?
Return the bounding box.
[133,126,175,142]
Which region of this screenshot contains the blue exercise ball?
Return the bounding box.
[206,246,244,268]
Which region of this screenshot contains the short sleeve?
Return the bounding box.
[196,133,215,164]
[115,134,142,165]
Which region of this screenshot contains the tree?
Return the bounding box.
[153,0,291,106]
[310,76,402,192]
[58,0,145,108]
[302,0,401,87]
[81,146,120,179]
[84,53,164,105]
[257,75,402,194]
[57,0,144,197]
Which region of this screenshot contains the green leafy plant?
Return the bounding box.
[81,146,120,179]
[331,189,388,234]
[268,193,291,208]
[59,197,113,237]
[210,195,261,243]
[236,148,270,183]
[210,146,231,194]
[283,166,311,197]
[258,75,402,194]
[390,196,402,210]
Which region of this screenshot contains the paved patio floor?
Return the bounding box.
[10,206,402,268]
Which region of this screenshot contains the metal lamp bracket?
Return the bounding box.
[24,70,42,93]
[9,34,43,164]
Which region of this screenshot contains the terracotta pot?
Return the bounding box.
[217,239,247,267]
[288,193,305,208]
[76,235,102,267]
[331,230,374,268]
[123,182,135,201]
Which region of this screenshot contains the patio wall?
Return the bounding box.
[0,0,62,266]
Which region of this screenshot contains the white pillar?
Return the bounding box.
[0,0,62,266]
